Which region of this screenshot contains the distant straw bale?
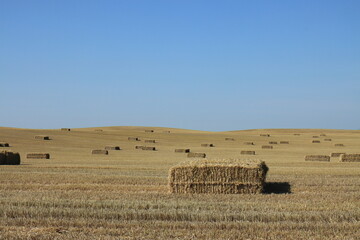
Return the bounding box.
[94,129,103,132]
[312,140,321,143]
[135,146,144,149]
[34,135,50,140]
[260,134,270,137]
[105,146,121,150]
[169,159,268,194]
[27,153,50,159]
[187,153,206,158]
[61,128,71,131]
[313,136,319,138]
[244,142,254,145]
[340,154,360,162]
[145,140,156,143]
[225,138,235,141]
[175,149,190,153]
[0,151,21,165]
[320,134,326,136]
[241,151,256,155]
[335,144,344,147]
[269,141,277,144]
[305,155,330,162]
[163,131,171,133]
[324,139,332,141]
[145,130,154,133]
[331,152,346,157]
[280,141,289,144]
[92,150,108,155]
[142,146,156,151]
[294,134,301,136]
[262,145,273,149]
[201,144,214,147]
[0,142,10,147]
[128,137,140,141]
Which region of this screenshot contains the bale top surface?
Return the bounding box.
[173,159,266,169]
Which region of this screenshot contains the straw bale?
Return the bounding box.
[105,146,121,150]
[201,144,214,147]
[313,136,319,138]
[135,146,144,149]
[34,135,50,140]
[0,142,10,147]
[294,134,301,136]
[27,153,50,159]
[280,141,289,144]
[92,149,108,155]
[163,131,171,133]
[241,151,255,155]
[94,129,103,132]
[0,151,21,165]
[269,141,277,144]
[145,140,156,143]
[187,153,206,158]
[175,149,190,153]
[312,140,321,143]
[305,155,330,162]
[260,134,270,137]
[142,146,156,151]
[324,139,332,141]
[320,134,326,136]
[262,145,273,149]
[169,159,268,194]
[128,137,140,141]
[335,144,344,147]
[331,152,345,157]
[225,138,235,141]
[61,128,71,131]
[145,130,154,133]
[244,142,254,145]
[340,154,360,162]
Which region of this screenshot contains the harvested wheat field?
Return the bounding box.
[0,127,359,239]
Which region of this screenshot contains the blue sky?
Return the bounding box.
[1,1,359,131]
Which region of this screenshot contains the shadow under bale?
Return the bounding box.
[264,182,291,194]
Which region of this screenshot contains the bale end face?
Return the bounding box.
[0,151,21,165]
[0,142,10,147]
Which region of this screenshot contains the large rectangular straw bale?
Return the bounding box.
[279,141,289,144]
[225,138,235,141]
[135,146,144,149]
[27,153,50,159]
[128,137,140,141]
[169,159,268,194]
[187,153,206,158]
[244,142,254,145]
[105,146,121,150]
[269,141,277,144]
[312,140,321,143]
[94,129,103,132]
[294,134,301,136]
[34,135,50,140]
[262,145,273,149]
[163,131,171,133]
[260,134,270,137]
[331,152,345,157]
[335,144,344,147]
[142,146,156,151]
[0,142,10,147]
[324,139,332,141]
[0,151,21,165]
[61,128,71,131]
[145,140,156,143]
[175,149,190,153]
[320,134,326,136]
[313,136,319,138]
[201,144,214,147]
[305,155,330,162]
[92,149,108,155]
[241,151,256,155]
[145,130,154,133]
[340,154,360,162]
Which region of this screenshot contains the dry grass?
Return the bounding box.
[0,127,359,239]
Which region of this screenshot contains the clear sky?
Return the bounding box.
[1,1,359,131]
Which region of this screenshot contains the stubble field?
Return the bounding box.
[0,126,359,239]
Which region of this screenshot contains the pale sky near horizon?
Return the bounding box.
[1,1,359,131]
